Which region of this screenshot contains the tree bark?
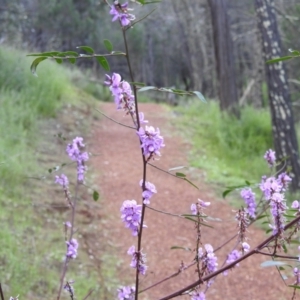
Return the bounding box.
[207,0,239,116]
[255,0,300,191]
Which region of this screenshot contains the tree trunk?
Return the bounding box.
[207,0,239,116]
[255,0,300,191]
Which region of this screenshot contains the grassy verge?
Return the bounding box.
[0,47,118,299]
[174,100,273,188]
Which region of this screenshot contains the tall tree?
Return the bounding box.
[255,0,300,191]
[207,0,239,116]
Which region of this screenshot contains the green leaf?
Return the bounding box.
[288,49,300,56]
[183,216,213,227]
[255,214,267,220]
[245,180,251,186]
[27,51,60,57]
[111,51,126,55]
[168,166,185,171]
[175,172,186,178]
[266,56,294,64]
[222,188,234,198]
[193,91,206,102]
[55,58,63,64]
[30,57,47,76]
[103,39,113,52]
[170,246,192,251]
[56,51,78,57]
[93,190,99,201]
[136,0,145,4]
[290,240,300,245]
[184,178,199,190]
[289,285,300,289]
[130,82,146,87]
[77,46,94,54]
[261,261,289,267]
[68,57,76,64]
[138,86,156,92]
[96,56,110,71]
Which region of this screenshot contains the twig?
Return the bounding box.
[158,214,300,300]
[95,108,136,129]
[0,283,5,300]
[82,289,94,300]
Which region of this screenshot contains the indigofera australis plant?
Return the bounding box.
[21,1,300,300]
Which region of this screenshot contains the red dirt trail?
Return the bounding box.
[90,103,294,300]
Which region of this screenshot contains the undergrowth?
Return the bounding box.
[174,100,273,187]
[0,47,118,298]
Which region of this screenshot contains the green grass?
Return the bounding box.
[174,100,273,187]
[0,47,118,299]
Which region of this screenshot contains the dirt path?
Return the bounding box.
[90,103,293,300]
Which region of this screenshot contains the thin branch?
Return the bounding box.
[128,8,156,28]
[256,250,299,260]
[95,108,136,129]
[82,289,94,300]
[0,283,5,300]
[139,262,196,294]
[158,214,300,300]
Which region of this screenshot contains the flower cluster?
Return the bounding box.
[105,73,135,114]
[191,199,211,215]
[66,238,79,259]
[127,245,147,275]
[137,126,165,159]
[117,286,135,300]
[260,171,292,237]
[55,174,69,189]
[140,179,157,205]
[64,281,75,298]
[235,208,249,243]
[198,244,218,273]
[223,249,241,276]
[110,1,135,27]
[190,291,206,300]
[264,149,276,167]
[240,188,256,218]
[66,137,89,182]
[120,200,142,236]
[294,268,300,285]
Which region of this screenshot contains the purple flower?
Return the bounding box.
[66,137,89,183]
[140,180,157,204]
[190,291,206,300]
[264,149,276,167]
[109,1,135,27]
[223,249,241,275]
[269,193,287,236]
[260,176,282,200]
[105,73,135,113]
[66,238,79,259]
[120,200,142,236]
[55,174,69,189]
[240,188,256,218]
[198,244,218,273]
[242,242,250,252]
[127,245,147,275]
[294,268,300,285]
[191,199,210,215]
[117,286,135,300]
[137,126,165,158]
[277,172,292,190]
[139,112,148,124]
[292,200,300,209]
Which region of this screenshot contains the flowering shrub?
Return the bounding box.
[22,1,300,300]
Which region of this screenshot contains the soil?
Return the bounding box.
[90,102,296,300]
